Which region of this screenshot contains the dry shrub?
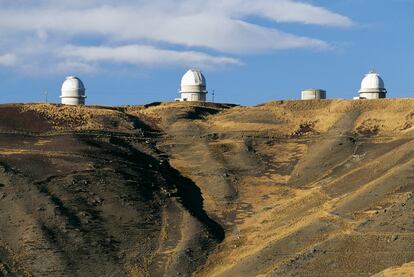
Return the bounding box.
[291,121,319,137]
[20,104,132,131]
[129,101,230,129]
[355,119,383,137]
[400,112,414,131]
[18,99,414,136]
[126,106,162,129]
[208,101,342,137]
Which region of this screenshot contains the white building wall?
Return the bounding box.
[301,90,326,100]
[180,92,206,102]
[61,97,86,105]
[359,92,380,99]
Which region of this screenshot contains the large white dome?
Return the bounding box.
[359,70,386,93]
[180,69,207,92]
[177,69,208,102]
[60,76,86,105]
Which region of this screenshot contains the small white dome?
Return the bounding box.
[60,76,86,105]
[359,70,386,93]
[181,69,206,90]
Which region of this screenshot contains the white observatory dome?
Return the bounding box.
[177,69,208,102]
[181,69,207,92]
[60,76,86,105]
[358,70,387,99]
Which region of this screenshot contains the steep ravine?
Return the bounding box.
[0,104,224,276]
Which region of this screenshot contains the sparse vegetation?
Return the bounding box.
[2,99,414,276]
[20,103,135,131]
[356,119,383,136]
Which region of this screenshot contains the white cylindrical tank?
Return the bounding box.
[358,70,387,99]
[301,89,326,100]
[60,76,86,105]
[178,69,207,102]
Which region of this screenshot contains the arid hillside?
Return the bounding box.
[1,99,414,276]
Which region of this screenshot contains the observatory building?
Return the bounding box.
[176,69,207,102]
[60,76,86,105]
[355,70,387,99]
[301,89,326,100]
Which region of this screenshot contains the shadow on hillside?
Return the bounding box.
[185,106,223,120]
[105,135,225,242]
[76,111,225,242]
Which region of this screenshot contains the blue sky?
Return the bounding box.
[0,0,413,106]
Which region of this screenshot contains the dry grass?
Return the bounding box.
[18,99,414,136]
[3,99,414,276]
[372,262,414,276]
[204,99,414,138]
[146,98,414,276]
[20,103,133,131]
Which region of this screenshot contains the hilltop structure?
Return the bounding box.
[301,89,326,100]
[60,76,87,105]
[54,69,391,105]
[176,69,208,102]
[355,70,387,99]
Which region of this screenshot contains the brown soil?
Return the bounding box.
[1,99,414,276]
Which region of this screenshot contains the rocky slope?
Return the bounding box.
[1,99,414,276]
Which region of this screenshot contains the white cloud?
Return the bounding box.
[222,0,353,27]
[55,61,97,73]
[0,54,17,66]
[0,0,352,73]
[60,45,242,68]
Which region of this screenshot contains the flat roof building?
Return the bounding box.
[301,89,326,100]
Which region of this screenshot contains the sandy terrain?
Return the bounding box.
[373,262,414,276]
[1,99,414,276]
